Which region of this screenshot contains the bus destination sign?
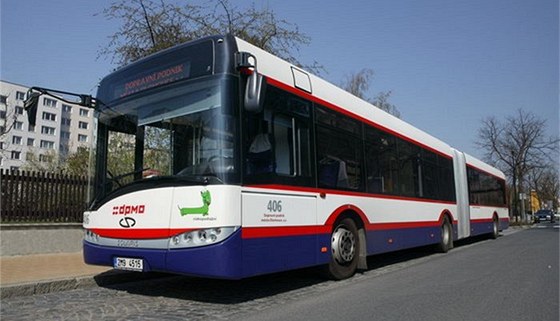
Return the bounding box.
[115,62,191,99]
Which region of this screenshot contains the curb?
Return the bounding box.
[1,270,171,299]
[1,276,99,299]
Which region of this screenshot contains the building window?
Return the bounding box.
[62,104,72,113]
[11,151,21,160]
[40,140,55,149]
[15,106,24,115]
[27,138,35,146]
[61,118,71,126]
[41,126,56,135]
[79,108,89,117]
[42,112,57,121]
[78,121,88,129]
[61,131,70,139]
[0,110,6,119]
[0,95,7,104]
[14,121,23,130]
[78,134,88,142]
[39,154,53,162]
[28,124,35,132]
[43,97,57,107]
[16,91,26,100]
[12,136,23,145]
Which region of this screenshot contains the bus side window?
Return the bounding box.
[316,125,363,190]
[273,115,293,175]
[365,126,398,195]
[247,121,274,175]
[244,86,313,186]
[272,114,311,177]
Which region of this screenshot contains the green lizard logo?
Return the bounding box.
[178,190,212,216]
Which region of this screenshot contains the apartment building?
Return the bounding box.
[0,80,95,171]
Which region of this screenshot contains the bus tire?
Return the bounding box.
[491,217,499,239]
[437,217,453,253]
[326,218,359,280]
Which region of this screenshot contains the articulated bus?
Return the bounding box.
[75,35,508,280]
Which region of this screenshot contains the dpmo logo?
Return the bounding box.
[112,204,145,215]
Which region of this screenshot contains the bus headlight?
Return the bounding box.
[169,226,239,249]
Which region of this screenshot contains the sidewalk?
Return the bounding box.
[0,252,129,299]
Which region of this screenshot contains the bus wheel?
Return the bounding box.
[326,218,359,280]
[491,217,499,239]
[437,217,453,253]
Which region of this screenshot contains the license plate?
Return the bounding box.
[113,257,144,272]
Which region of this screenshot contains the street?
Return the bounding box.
[2,224,558,321]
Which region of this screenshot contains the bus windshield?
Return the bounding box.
[93,76,239,204]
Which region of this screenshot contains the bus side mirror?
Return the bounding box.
[244,72,266,113]
[24,91,41,126]
[236,51,266,113]
[22,87,97,127]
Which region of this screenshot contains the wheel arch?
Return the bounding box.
[438,209,455,225]
[325,205,369,270]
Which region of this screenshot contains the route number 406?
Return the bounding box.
[267,200,282,212]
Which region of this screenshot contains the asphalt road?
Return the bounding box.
[2,224,558,321]
[242,223,559,321]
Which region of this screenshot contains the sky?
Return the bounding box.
[1,0,558,160]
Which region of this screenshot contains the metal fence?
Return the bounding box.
[0,169,89,223]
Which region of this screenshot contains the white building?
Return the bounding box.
[0,80,95,171]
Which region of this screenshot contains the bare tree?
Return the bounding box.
[341,68,401,118]
[527,166,559,211]
[476,109,559,219]
[99,0,320,72]
[0,93,23,162]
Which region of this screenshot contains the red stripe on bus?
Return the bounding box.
[91,228,195,239]
[265,77,453,159]
[368,221,442,230]
[241,219,452,239]
[245,184,457,205]
[466,163,506,182]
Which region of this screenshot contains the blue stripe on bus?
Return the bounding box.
[366,226,444,255]
[83,242,168,272]
[84,230,245,279]
[84,221,502,279]
[242,234,329,277]
[500,219,510,231]
[470,220,507,237]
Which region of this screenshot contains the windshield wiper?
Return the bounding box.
[107,168,151,187]
[175,174,224,185]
